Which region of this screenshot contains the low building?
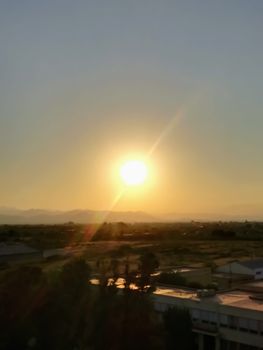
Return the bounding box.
[216,259,263,280]
[0,243,42,263]
[153,285,263,350]
[173,266,212,286]
[213,272,253,290]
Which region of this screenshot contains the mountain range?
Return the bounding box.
[0,206,262,224]
[0,207,156,224]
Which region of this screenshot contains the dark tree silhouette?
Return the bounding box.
[136,252,159,292]
[163,307,195,350]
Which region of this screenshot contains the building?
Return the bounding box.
[0,243,42,263]
[213,272,253,290]
[173,266,212,286]
[216,259,263,280]
[153,284,263,350]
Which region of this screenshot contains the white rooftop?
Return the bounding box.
[155,286,263,312]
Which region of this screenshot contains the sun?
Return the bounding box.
[120,160,148,186]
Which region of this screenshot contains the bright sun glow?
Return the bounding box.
[120,160,148,186]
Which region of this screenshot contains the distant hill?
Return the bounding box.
[0,206,262,224]
[0,207,156,224]
[163,211,263,222]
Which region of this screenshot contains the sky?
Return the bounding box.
[1,0,263,217]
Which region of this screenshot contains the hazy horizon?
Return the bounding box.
[1,205,263,223]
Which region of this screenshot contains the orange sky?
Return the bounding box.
[1,1,263,218]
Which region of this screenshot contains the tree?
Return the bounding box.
[163,307,195,350]
[158,272,187,286]
[136,252,159,292]
[35,258,93,350]
[0,266,48,349]
[59,257,91,297]
[90,282,165,350]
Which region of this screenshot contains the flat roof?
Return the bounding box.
[155,287,197,299]
[154,287,263,312]
[173,268,197,273]
[216,291,263,312]
[0,243,39,256]
[239,258,263,270]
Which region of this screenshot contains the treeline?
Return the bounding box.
[0,224,91,249]
[0,254,195,350]
[92,221,263,241]
[1,221,263,250]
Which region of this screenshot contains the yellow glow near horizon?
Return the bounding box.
[120,160,148,186]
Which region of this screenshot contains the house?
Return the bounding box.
[216,259,263,280]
